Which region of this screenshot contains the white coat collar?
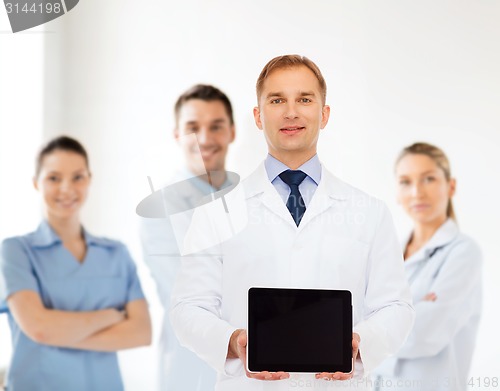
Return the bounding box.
[242,162,351,229]
[244,162,351,200]
[404,218,459,263]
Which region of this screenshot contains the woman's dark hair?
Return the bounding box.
[35,136,89,177]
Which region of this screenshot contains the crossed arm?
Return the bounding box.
[7,290,151,351]
[396,241,482,360]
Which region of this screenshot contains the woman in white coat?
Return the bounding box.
[374,142,482,391]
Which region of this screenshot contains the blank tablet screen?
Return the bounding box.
[247,288,352,373]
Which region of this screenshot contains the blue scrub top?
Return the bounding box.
[0,221,145,391]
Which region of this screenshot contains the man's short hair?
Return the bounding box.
[256,55,327,105]
[174,84,234,127]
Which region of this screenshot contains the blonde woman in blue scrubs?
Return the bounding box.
[0,136,151,391]
[374,142,482,391]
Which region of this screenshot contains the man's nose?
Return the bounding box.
[196,128,210,145]
[284,102,299,119]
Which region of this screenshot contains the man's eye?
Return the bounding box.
[74,175,84,181]
[186,127,198,133]
[211,125,222,132]
[48,176,59,182]
[270,98,284,104]
[399,180,410,186]
[424,176,435,183]
[300,98,312,103]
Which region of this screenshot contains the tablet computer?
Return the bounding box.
[247,287,352,374]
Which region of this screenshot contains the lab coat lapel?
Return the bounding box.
[297,167,349,231]
[243,163,351,230]
[260,189,298,228]
[424,219,459,250]
[244,163,297,228]
[404,218,459,265]
[296,176,332,230]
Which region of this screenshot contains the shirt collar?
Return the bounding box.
[264,153,321,185]
[245,159,351,201]
[30,220,61,247]
[30,220,113,248]
[82,228,115,248]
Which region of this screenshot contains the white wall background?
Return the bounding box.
[1,0,499,389]
[0,8,44,377]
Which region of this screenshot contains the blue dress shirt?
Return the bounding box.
[264,153,321,207]
[0,221,145,391]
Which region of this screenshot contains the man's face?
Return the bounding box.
[175,99,235,174]
[253,66,330,163]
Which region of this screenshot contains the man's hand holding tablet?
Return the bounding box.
[226,288,356,381]
[228,329,290,380]
[227,329,360,381]
[315,333,360,381]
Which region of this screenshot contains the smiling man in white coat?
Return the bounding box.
[170,55,415,390]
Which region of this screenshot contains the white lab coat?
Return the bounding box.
[373,219,482,391]
[140,172,217,391]
[171,162,415,391]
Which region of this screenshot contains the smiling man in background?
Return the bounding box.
[140,84,236,391]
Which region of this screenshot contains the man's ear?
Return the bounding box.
[32,177,38,191]
[320,105,331,129]
[174,128,180,143]
[253,106,263,130]
[229,124,236,143]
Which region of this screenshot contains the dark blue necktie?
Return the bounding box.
[279,170,307,226]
